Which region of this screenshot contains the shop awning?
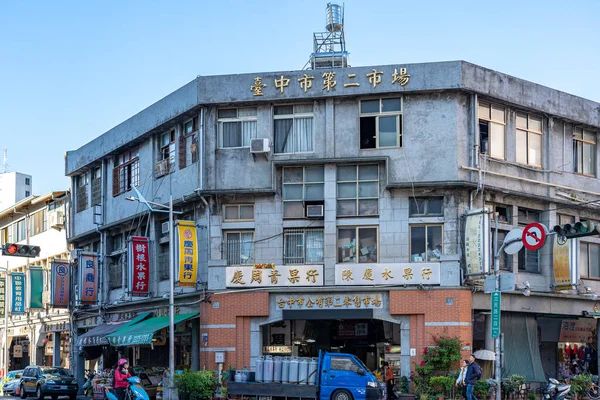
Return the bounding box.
[106,312,199,346]
[77,312,153,347]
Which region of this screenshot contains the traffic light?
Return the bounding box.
[1,243,41,257]
[553,221,599,239]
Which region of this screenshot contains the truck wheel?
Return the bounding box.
[332,389,353,400]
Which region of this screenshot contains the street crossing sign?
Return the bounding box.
[491,291,501,338]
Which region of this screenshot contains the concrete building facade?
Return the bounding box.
[0,172,33,211]
[65,60,600,382]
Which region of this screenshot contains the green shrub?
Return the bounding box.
[474,380,491,399]
[412,335,463,396]
[400,376,410,393]
[501,375,525,399]
[429,376,455,398]
[570,373,593,398]
[174,370,218,400]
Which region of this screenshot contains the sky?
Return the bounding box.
[0,0,599,195]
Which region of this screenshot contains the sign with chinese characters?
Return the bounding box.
[51,260,70,308]
[275,293,383,310]
[491,291,501,339]
[29,267,43,309]
[248,67,411,97]
[45,342,53,356]
[333,264,440,286]
[263,346,292,354]
[559,319,596,342]
[129,236,150,296]
[338,322,368,338]
[553,236,577,290]
[11,273,25,314]
[0,277,5,318]
[177,221,198,287]
[465,210,491,275]
[226,265,324,288]
[79,252,98,305]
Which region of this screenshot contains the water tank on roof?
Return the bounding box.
[326,3,343,32]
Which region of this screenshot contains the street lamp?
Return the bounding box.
[126,186,182,399]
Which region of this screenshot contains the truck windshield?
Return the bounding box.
[354,357,372,374]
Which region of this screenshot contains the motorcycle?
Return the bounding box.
[83,370,96,397]
[105,376,150,400]
[543,377,571,400]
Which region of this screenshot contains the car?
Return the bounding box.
[19,366,78,400]
[2,370,24,395]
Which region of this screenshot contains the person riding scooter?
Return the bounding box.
[114,359,132,400]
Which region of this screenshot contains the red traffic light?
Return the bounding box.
[6,244,18,254]
[2,243,41,257]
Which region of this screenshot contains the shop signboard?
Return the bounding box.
[263,346,292,354]
[177,221,198,287]
[45,342,53,356]
[227,265,324,288]
[338,322,368,338]
[276,293,384,310]
[334,263,440,286]
[491,291,501,339]
[13,345,23,358]
[465,209,491,275]
[11,273,25,314]
[29,267,44,309]
[129,236,150,296]
[553,236,577,290]
[0,277,5,318]
[50,260,70,308]
[559,319,596,342]
[78,252,98,305]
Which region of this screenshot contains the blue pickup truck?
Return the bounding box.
[227,352,384,400]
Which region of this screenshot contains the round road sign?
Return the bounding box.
[522,222,547,251]
[503,228,524,255]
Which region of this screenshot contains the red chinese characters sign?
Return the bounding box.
[51,260,70,308]
[79,253,98,305]
[130,236,150,296]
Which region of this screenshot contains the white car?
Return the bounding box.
[3,378,21,396]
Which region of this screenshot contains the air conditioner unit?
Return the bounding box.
[161,221,169,234]
[250,138,270,154]
[306,204,324,218]
[155,159,170,178]
[48,210,64,229]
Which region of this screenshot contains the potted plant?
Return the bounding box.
[501,375,525,400]
[570,373,593,400]
[175,370,218,400]
[429,376,455,399]
[474,380,490,400]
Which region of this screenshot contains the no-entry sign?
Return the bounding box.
[522,222,547,251]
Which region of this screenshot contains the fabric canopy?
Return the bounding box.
[502,313,546,382]
[77,312,153,347]
[106,312,199,346]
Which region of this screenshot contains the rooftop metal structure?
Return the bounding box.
[305,3,349,70]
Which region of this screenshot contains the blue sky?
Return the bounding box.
[1,0,598,195]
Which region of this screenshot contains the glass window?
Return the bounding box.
[573,127,597,176]
[223,204,255,221]
[517,208,540,272]
[496,231,512,271]
[283,229,324,264]
[337,227,378,263]
[516,112,543,167]
[359,98,402,149]
[410,225,443,262]
[224,231,254,265]
[581,242,600,278]
[485,203,512,224]
[113,147,139,196]
[478,101,506,159]
[274,104,313,153]
[337,165,379,217]
[330,357,362,374]
[283,166,324,218]
[409,197,444,217]
[218,108,258,148]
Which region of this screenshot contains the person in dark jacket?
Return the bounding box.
[465,355,482,400]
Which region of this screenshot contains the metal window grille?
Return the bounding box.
[222,232,254,266]
[283,228,324,264]
[76,184,88,213]
[157,252,169,281]
[108,255,125,290]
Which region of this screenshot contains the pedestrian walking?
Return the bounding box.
[456,360,468,398]
[384,362,395,400]
[465,355,482,400]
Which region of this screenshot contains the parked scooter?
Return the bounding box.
[105,377,150,400]
[543,377,571,400]
[83,370,96,397]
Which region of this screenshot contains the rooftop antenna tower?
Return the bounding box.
[305,3,348,70]
[0,148,9,174]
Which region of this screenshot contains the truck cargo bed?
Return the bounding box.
[227,382,318,399]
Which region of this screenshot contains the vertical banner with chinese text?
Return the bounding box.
[11,273,25,314]
[29,267,43,309]
[464,209,490,275]
[177,221,198,287]
[129,236,150,296]
[0,277,6,317]
[79,252,98,305]
[51,260,70,308]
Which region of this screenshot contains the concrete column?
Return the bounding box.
[484,313,493,350]
[400,318,411,379]
[52,332,61,366]
[191,319,199,371]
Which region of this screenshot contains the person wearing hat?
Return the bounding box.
[114,358,132,400]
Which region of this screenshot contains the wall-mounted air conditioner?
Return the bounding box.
[250,138,271,154]
[306,204,324,218]
[161,221,169,234]
[49,210,64,229]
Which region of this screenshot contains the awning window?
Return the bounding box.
[106,312,199,346]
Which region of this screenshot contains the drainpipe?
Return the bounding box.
[199,108,205,193]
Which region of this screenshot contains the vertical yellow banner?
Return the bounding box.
[553,236,571,289]
[177,221,198,287]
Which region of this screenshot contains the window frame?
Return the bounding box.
[336,226,379,264]
[484,203,512,224]
[282,166,325,219]
[478,101,506,160]
[517,208,541,273]
[273,104,314,154]
[409,197,444,217]
[283,228,325,265]
[409,224,444,263]
[580,242,600,279]
[159,128,176,165]
[223,230,255,266]
[336,164,379,217]
[573,127,597,177]
[516,112,543,167]
[223,204,255,222]
[218,108,258,149]
[113,147,140,197]
[359,97,403,150]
